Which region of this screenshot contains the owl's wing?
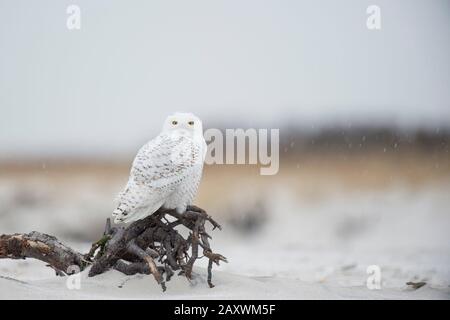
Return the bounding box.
[113,133,203,223]
[131,133,203,186]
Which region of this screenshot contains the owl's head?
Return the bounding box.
[162,112,203,137]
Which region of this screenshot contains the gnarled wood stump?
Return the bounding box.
[0,206,227,291]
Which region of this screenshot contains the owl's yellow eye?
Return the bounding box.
[188,121,194,126]
[172,120,178,125]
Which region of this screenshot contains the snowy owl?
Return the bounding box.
[112,112,207,223]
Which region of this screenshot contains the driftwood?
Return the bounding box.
[0,205,227,291]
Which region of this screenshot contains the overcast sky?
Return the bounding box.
[0,0,449,158]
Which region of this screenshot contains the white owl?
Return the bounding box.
[112,112,207,224]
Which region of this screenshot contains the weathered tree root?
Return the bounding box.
[0,206,226,291]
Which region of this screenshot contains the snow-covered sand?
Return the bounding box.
[0,260,447,300]
[1,184,449,299]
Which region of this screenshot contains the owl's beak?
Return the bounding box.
[177,128,190,136]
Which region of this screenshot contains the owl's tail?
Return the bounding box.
[113,201,164,224]
[112,206,129,223]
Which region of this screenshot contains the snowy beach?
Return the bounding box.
[1,165,449,299]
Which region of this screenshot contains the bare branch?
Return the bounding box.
[0,232,85,274]
[0,206,225,290]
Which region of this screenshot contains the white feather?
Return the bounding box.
[113,112,206,223]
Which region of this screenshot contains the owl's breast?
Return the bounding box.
[161,135,205,210]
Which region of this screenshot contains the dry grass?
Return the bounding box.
[0,150,448,210]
